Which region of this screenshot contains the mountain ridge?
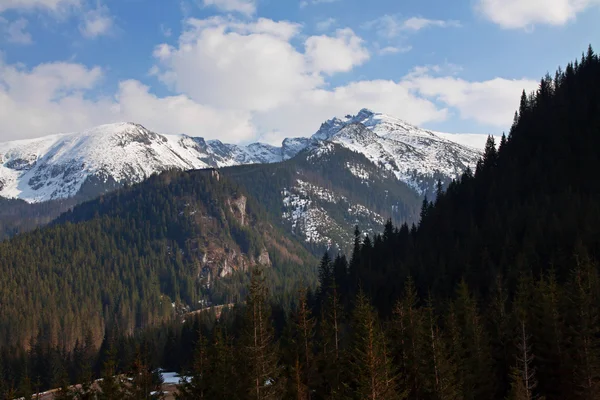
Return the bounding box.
[0,109,489,203]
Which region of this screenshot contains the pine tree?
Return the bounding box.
[392,277,425,400]
[533,271,568,399]
[318,252,333,306]
[509,320,539,400]
[240,268,282,400]
[125,350,164,400]
[291,288,316,398]
[72,331,97,400]
[451,280,495,400]
[18,368,33,400]
[488,275,512,397]
[566,257,600,399]
[51,349,74,400]
[348,290,403,400]
[316,280,345,398]
[176,330,208,399]
[0,353,6,400]
[507,371,531,400]
[206,326,239,400]
[98,337,125,400]
[423,297,461,400]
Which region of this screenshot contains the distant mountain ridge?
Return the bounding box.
[0,109,488,203]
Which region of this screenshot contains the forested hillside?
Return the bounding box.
[0,169,316,353]
[223,142,422,253]
[0,197,78,241]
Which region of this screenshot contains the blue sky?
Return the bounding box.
[0,0,597,144]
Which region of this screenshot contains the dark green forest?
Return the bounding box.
[1,47,600,399]
[0,169,316,353]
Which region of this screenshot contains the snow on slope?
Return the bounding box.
[0,110,488,203]
[313,109,484,193]
[0,123,284,202]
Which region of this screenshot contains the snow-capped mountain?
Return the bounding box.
[0,123,288,202]
[311,109,485,194]
[0,109,488,203]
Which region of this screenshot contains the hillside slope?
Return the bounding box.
[223,142,422,253]
[0,169,315,351]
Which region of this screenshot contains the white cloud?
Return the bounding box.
[79,4,113,38]
[202,0,256,16]
[1,17,32,43]
[304,28,370,74]
[476,0,600,29]
[402,17,462,31]
[0,60,255,142]
[253,79,448,141]
[364,14,461,39]
[152,17,315,112]
[403,66,538,126]
[160,23,172,37]
[315,17,336,31]
[0,0,80,13]
[0,17,538,145]
[300,0,340,8]
[115,80,256,141]
[377,45,412,55]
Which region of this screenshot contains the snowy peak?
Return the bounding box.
[0,123,286,202]
[331,123,380,146]
[307,109,485,195]
[0,110,488,203]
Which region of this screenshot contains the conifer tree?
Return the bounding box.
[18,368,33,400]
[451,280,495,400]
[509,320,539,400]
[291,288,316,398]
[423,297,461,400]
[533,272,568,398]
[206,326,239,400]
[51,349,74,400]
[316,279,345,398]
[566,257,600,399]
[125,350,164,400]
[240,268,282,400]
[98,337,125,400]
[176,330,208,399]
[348,290,403,400]
[392,278,426,400]
[507,371,531,400]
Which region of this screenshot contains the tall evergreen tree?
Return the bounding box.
[176,330,208,400]
[240,268,282,400]
[348,290,403,400]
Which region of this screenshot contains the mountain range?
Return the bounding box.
[0,109,487,203]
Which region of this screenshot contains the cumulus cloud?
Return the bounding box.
[1,17,32,43]
[202,0,256,16]
[304,28,370,74]
[315,17,336,31]
[364,14,461,39]
[0,16,537,145]
[300,0,340,8]
[377,45,412,55]
[0,60,255,141]
[152,17,315,112]
[79,4,113,38]
[403,66,538,126]
[253,79,449,140]
[476,0,600,29]
[0,0,80,13]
